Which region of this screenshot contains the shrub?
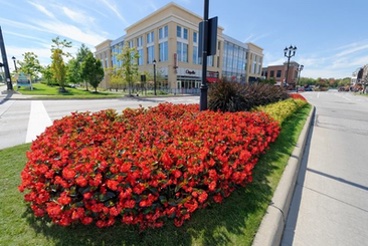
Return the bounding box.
[19,103,280,229]
[208,80,289,112]
[290,93,307,101]
[254,98,308,125]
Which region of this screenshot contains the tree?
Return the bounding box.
[76,44,91,90]
[50,36,72,92]
[105,67,126,91]
[66,58,79,85]
[116,43,139,95]
[81,52,104,92]
[41,65,53,85]
[17,52,42,82]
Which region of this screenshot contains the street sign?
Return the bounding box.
[198,16,218,57]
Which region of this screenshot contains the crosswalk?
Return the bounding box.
[25,101,53,143]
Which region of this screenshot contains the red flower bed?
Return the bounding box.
[290,93,307,101]
[19,103,280,229]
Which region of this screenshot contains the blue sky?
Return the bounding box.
[1,0,367,79]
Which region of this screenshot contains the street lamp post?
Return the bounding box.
[0,62,3,83]
[153,59,157,96]
[200,0,209,111]
[12,56,17,72]
[297,64,304,90]
[284,45,297,87]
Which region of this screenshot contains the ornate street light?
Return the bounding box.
[284,45,297,87]
[153,59,157,96]
[297,64,304,90]
[12,56,17,72]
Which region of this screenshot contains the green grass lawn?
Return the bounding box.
[0,105,311,246]
[17,83,124,99]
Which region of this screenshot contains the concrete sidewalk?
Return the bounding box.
[0,83,33,103]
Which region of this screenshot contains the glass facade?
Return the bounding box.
[222,41,247,82]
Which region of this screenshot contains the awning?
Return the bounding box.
[206,77,218,83]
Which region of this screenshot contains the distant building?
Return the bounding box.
[95,2,264,91]
[246,43,263,84]
[262,61,300,88]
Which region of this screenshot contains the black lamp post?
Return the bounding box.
[297,64,304,90]
[284,45,297,87]
[0,62,3,82]
[200,0,209,111]
[153,59,157,96]
[12,56,17,72]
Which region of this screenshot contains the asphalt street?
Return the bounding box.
[0,83,200,149]
[282,91,368,246]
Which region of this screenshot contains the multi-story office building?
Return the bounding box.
[95,2,263,91]
[246,43,264,83]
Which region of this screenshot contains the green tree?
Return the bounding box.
[50,36,72,92]
[116,44,139,95]
[81,52,104,92]
[41,65,53,85]
[105,67,126,91]
[66,58,79,85]
[17,52,42,82]
[76,44,91,90]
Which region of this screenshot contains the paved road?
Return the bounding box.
[0,90,200,149]
[282,91,368,246]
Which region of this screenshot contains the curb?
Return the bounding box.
[252,106,316,246]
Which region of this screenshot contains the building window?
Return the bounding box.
[159,41,168,62]
[137,36,143,47]
[147,31,154,44]
[177,26,181,38]
[177,41,188,62]
[276,70,281,78]
[183,28,188,39]
[270,70,275,78]
[193,32,198,43]
[177,25,188,39]
[193,46,199,64]
[207,55,214,67]
[159,25,168,39]
[147,45,154,64]
[128,40,133,48]
[137,49,143,65]
[136,36,144,65]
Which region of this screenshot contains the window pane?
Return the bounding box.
[177,26,181,38]
[164,25,168,37]
[183,43,188,62]
[183,28,188,39]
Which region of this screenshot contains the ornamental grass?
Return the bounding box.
[19,103,280,230]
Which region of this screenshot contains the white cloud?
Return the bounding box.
[28,1,55,19]
[62,6,95,25]
[29,20,106,47]
[100,0,129,26]
[335,43,368,58]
